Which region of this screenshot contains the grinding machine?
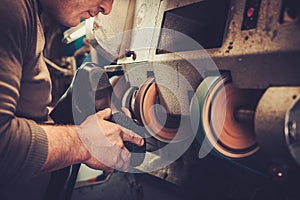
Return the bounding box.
[48,0,300,199]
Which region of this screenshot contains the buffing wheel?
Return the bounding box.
[195,74,259,158]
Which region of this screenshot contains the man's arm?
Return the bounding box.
[0,1,50,187]
[40,108,144,173]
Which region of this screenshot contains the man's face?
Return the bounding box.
[41,0,114,27]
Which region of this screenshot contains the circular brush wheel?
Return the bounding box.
[196,74,259,158]
[133,77,184,142]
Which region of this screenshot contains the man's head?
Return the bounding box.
[40,0,114,27]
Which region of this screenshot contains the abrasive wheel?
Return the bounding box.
[195,74,260,158]
[132,77,187,143]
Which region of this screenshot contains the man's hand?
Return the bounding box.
[77,108,144,172]
[40,108,144,174]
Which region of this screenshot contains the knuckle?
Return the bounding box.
[111,154,118,166]
[121,149,131,161]
[115,161,123,169]
[112,124,122,134]
[116,141,124,149]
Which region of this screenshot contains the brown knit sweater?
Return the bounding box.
[0,0,51,196]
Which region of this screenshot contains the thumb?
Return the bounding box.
[96,108,112,120]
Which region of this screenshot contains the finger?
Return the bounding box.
[122,159,130,172]
[113,158,124,170]
[112,147,128,170]
[96,108,112,120]
[103,168,115,175]
[120,127,144,146]
[119,148,131,172]
[113,137,126,149]
[120,148,131,163]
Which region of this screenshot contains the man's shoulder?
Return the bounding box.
[0,0,40,46]
[0,0,37,27]
[0,0,40,61]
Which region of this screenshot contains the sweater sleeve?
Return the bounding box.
[0,0,48,186]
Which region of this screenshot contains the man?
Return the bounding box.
[0,0,144,199]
